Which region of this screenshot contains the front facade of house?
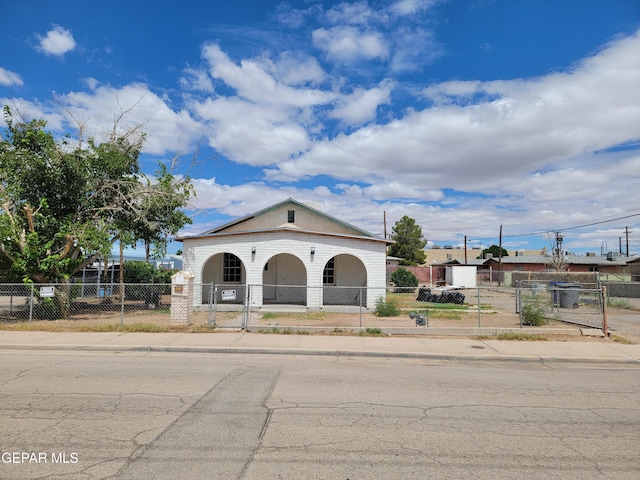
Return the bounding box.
[179,199,392,310]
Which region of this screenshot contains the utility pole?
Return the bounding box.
[464,235,467,264]
[498,225,503,287]
[625,226,630,257]
[555,231,564,257]
[383,211,387,239]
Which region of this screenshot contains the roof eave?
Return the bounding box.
[178,226,393,245]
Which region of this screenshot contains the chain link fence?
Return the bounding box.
[598,280,640,340]
[0,281,611,333]
[0,283,174,326]
[516,281,604,330]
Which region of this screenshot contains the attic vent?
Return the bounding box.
[287,210,295,223]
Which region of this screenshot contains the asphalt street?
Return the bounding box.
[1,350,639,479]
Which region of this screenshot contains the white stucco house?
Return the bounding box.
[178,198,393,310]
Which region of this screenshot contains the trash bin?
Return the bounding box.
[554,283,580,308]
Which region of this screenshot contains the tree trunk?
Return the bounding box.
[56,277,73,319]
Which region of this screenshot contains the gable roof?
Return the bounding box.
[179,198,392,244]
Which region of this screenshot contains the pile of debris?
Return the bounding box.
[416,287,465,305]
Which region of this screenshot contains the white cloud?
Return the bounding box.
[329,80,393,125]
[201,43,335,107]
[312,26,389,62]
[251,29,640,247]
[186,45,344,166]
[364,181,443,201]
[0,97,66,130]
[273,52,326,86]
[389,0,439,16]
[37,25,76,57]
[7,5,640,251]
[267,29,640,193]
[179,68,214,93]
[0,67,23,87]
[190,96,310,166]
[274,3,322,29]
[325,1,378,26]
[57,83,203,155]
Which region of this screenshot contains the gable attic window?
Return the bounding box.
[223,253,242,283]
[288,210,295,223]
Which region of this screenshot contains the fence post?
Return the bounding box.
[477,288,481,327]
[29,284,34,322]
[359,287,363,329]
[120,284,125,326]
[243,285,250,329]
[215,284,221,327]
[208,282,214,327]
[602,285,608,337]
[517,284,522,327]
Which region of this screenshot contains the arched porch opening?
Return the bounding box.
[262,253,307,305]
[322,254,367,306]
[201,252,246,304]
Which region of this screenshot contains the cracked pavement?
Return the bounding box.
[0,351,638,479]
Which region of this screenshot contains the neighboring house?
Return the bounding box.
[629,256,640,281]
[178,198,393,309]
[482,254,630,274]
[439,253,631,274]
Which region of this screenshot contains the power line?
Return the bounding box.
[378,210,640,243]
[503,211,640,239]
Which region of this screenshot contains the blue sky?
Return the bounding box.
[2,0,640,256]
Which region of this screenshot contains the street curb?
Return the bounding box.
[1,343,638,365]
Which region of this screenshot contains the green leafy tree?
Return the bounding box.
[477,245,509,259]
[388,215,427,265]
[0,106,192,315]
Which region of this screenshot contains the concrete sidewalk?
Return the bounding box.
[0,330,639,364]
